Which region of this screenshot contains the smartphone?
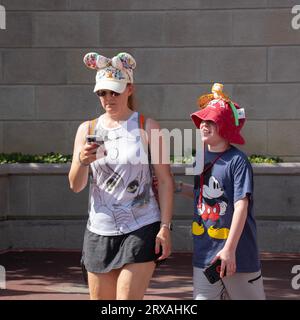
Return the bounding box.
[86,135,104,145]
[203,259,225,284]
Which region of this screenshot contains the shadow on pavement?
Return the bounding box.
[0,250,299,300]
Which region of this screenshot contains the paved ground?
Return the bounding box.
[0,250,299,300]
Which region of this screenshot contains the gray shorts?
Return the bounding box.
[82,221,161,274]
[193,266,266,300]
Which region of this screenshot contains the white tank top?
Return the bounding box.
[87,111,161,236]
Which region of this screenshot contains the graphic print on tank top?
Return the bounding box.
[87,112,160,235]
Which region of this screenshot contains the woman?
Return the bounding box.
[68,52,173,300]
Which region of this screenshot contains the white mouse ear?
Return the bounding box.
[117,52,136,70]
[83,52,110,70]
[83,52,99,70]
[111,56,124,70]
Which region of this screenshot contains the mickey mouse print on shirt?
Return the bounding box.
[199,171,227,222]
[192,163,230,240]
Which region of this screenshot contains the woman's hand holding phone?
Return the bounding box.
[79,136,106,166]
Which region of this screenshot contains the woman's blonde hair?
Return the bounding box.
[128,93,136,111]
[127,84,137,110]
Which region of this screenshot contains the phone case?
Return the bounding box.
[86,135,104,145]
[203,259,223,284]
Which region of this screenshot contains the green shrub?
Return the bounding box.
[248,154,283,164]
[0,152,72,164]
[0,152,283,164]
[171,154,283,164]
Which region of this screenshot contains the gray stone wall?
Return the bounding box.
[1,163,300,253]
[0,0,300,160]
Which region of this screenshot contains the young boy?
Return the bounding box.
[188,83,265,300]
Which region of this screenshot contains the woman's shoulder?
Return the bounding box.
[139,116,160,145]
[77,120,90,132]
[74,121,91,141]
[144,117,160,130]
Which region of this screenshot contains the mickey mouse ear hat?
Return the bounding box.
[83,52,136,93]
[191,83,246,145]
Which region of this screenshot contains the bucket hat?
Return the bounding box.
[191,83,246,145]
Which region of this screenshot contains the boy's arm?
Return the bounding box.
[211,196,249,277]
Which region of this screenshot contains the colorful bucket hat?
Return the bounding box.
[83,52,136,93]
[190,83,246,145]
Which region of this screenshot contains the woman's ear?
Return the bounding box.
[127,84,134,96]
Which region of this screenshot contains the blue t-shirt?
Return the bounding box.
[192,146,261,272]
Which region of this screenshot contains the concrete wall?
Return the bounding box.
[0,163,300,253]
[0,1,300,160]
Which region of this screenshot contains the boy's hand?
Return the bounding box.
[211,248,236,278]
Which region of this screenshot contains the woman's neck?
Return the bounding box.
[104,108,134,123]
